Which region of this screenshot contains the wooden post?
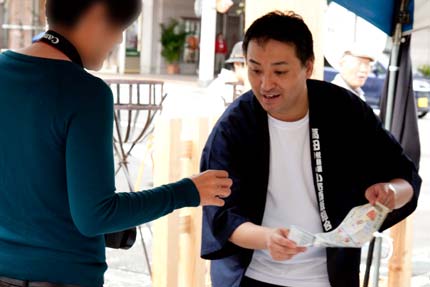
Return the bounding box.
[152,119,183,287]
[152,116,218,287]
[388,216,414,287]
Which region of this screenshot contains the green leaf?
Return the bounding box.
[418,65,430,78]
[160,19,189,64]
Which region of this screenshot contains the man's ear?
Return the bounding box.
[305,59,314,79]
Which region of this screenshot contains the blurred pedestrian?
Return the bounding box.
[331,44,374,101]
[225,41,248,87]
[215,32,228,73]
[208,41,250,105]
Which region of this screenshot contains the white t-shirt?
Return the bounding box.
[245,113,331,287]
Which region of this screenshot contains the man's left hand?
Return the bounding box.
[365,183,396,210]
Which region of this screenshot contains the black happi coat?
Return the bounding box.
[200,79,421,287]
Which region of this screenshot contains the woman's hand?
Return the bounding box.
[190,170,232,206]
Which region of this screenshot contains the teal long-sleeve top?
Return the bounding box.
[0,51,200,287]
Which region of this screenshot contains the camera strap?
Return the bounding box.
[38,30,84,68]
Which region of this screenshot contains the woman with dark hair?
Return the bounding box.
[0,1,231,286]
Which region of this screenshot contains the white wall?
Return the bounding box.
[411,28,430,70]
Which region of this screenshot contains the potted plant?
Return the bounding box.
[160,19,188,74]
[418,64,430,79]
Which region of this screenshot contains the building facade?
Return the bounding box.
[138,0,244,76]
[0,0,45,50]
[0,0,245,78]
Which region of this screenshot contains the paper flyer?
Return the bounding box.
[288,203,390,248]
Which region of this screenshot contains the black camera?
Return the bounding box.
[104,227,137,249]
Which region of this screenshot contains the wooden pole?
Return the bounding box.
[388,216,414,287]
[152,116,218,287]
[386,0,414,285]
[152,118,182,287]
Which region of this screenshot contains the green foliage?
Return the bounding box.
[160,19,188,64]
[418,65,430,78]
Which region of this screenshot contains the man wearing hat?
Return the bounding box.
[208,41,249,105]
[332,44,374,101]
[225,41,248,86]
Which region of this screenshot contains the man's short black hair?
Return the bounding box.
[243,11,315,66]
[46,0,142,28]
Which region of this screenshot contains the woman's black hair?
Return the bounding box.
[243,11,315,66]
[46,0,142,28]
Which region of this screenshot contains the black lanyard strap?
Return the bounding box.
[38,30,84,68]
[310,127,333,232]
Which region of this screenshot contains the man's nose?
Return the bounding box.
[359,62,371,73]
[261,74,275,91]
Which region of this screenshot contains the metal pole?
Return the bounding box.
[384,0,408,131]
[372,21,402,287]
[371,236,384,287]
[384,22,402,131]
[364,239,376,287]
[373,1,408,286]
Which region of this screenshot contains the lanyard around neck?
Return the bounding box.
[38,30,84,68]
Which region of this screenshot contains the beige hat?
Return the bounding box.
[225,41,245,64]
[343,43,375,61]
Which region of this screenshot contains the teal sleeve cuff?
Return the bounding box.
[170,178,201,208]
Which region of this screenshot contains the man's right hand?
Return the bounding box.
[190,170,232,206]
[266,228,307,261]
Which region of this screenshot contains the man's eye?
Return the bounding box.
[251,69,262,75]
[275,71,288,75]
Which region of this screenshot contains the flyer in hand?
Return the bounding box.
[288,203,390,248]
